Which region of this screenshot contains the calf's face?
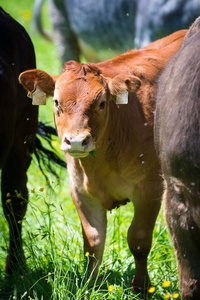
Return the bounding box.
[19,64,141,158]
[53,72,109,158]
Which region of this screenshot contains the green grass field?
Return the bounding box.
[0,1,180,299]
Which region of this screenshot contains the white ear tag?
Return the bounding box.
[27,92,32,99]
[116,90,128,104]
[32,85,47,105]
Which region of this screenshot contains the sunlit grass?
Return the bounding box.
[0,184,180,299]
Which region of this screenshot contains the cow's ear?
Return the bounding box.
[19,69,56,105]
[108,74,141,104]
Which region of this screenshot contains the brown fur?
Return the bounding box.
[19,29,187,292]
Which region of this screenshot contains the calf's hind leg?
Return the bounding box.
[127,186,162,292]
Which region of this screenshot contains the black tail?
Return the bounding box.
[34,121,66,181]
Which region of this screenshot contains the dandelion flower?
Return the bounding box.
[6,193,10,197]
[85,252,89,257]
[162,281,171,287]
[164,292,171,299]
[108,285,114,292]
[39,188,44,192]
[148,286,156,293]
[51,140,57,147]
[23,9,32,22]
[17,220,22,224]
[46,180,50,185]
[6,199,12,204]
[172,292,179,298]
[31,189,35,194]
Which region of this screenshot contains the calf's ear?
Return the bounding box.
[19,69,56,105]
[108,74,141,104]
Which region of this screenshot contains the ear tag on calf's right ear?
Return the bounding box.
[31,85,47,105]
[116,90,128,104]
[27,92,32,99]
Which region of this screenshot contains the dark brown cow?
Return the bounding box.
[19,30,186,292]
[0,7,38,273]
[155,18,200,300]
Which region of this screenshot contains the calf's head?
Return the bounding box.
[19,61,141,158]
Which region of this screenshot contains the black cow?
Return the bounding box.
[155,17,200,300]
[34,0,200,63]
[0,7,38,273]
[0,7,66,274]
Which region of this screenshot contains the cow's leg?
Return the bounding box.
[127,184,162,292]
[1,147,31,274]
[71,190,107,277]
[165,182,200,300]
[49,0,80,63]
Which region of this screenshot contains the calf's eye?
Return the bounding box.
[54,100,59,107]
[99,101,105,110]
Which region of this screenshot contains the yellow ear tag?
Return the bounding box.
[116,90,128,104]
[32,85,47,105]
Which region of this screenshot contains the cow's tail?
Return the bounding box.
[33,0,52,41]
[34,121,66,181]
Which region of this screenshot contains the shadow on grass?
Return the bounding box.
[0,262,165,300]
[0,262,141,300]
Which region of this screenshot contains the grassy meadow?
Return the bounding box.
[0,1,180,299]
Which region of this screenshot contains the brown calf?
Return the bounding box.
[155,17,200,300]
[19,30,187,292]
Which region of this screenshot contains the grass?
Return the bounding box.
[0,1,180,299]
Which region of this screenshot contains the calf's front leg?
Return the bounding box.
[71,189,107,277]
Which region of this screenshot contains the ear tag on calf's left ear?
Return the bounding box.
[27,85,47,105]
[116,90,128,104]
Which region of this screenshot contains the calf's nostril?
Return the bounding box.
[82,136,90,146]
[65,138,71,146]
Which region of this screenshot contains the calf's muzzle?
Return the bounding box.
[61,132,95,157]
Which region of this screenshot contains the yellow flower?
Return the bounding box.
[85,252,89,257]
[51,140,57,147]
[162,281,171,287]
[39,188,44,192]
[23,217,27,220]
[46,180,50,185]
[31,189,35,194]
[23,9,32,22]
[6,193,10,197]
[172,292,179,298]
[6,199,12,204]
[164,292,171,299]
[57,178,61,181]
[108,285,114,292]
[39,170,43,176]
[17,220,22,224]
[148,286,156,293]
